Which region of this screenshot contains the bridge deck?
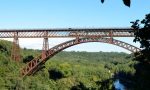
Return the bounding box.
[0,28,134,38]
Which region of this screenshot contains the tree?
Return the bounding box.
[101,0,131,7]
[131,13,150,63]
[23,55,34,63]
[130,13,150,89]
[131,14,150,50]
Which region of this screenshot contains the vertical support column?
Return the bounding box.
[42,31,49,60]
[109,30,113,44]
[75,32,80,44]
[11,32,21,61]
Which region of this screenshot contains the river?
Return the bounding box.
[114,79,126,90]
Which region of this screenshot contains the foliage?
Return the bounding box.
[131,13,150,63]
[23,55,34,63]
[0,40,12,55]
[129,13,150,89]
[101,0,131,7]
[0,39,136,90]
[131,13,150,50]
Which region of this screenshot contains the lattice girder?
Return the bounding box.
[0,28,134,38]
[21,37,140,77]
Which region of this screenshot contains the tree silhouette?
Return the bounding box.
[131,14,150,50]
[130,13,150,89]
[131,13,150,63]
[101,0,131,7]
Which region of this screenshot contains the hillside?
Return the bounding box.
[0,40,136,90]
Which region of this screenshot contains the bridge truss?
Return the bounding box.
[0,28,134,38]
[0,28,140,77]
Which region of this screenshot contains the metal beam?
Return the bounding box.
[21,37,140,77]
[0,28,134,38]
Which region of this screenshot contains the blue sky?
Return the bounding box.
[0,0,150,53]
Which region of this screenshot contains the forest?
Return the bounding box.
[0,39,137,90]
[1,13,150,89]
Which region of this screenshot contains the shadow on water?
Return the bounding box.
[113,71,135,90]
[114,79,125,90]
[113,62,150,90]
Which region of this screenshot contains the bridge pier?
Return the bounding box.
[11,32,21,61]
[109,30,113,44]
[75,32,80,44]
[42,31,49,60]
[75,36,80,44]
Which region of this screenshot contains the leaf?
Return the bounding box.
[123,0,131,7]
[101,0,104,3]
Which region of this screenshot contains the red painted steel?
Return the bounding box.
[0,28,140,76]
[21,37,140,77]
[11,32,21,61]
[0,28,134,38]
[42,31,49,59]
[0,28,135,61]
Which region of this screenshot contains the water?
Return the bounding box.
[114,79,125,90]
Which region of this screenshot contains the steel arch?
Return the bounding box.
[21,38,140,77]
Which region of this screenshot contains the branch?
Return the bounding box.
[101,0,131,7]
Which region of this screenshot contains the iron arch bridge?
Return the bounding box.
[0,28,140,77]
[21,37,140,77]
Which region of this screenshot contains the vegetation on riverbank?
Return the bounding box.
[0,39,136,90]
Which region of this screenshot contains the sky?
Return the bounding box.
[0,0,150,53]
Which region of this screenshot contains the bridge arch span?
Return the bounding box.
[21,38,140,77]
